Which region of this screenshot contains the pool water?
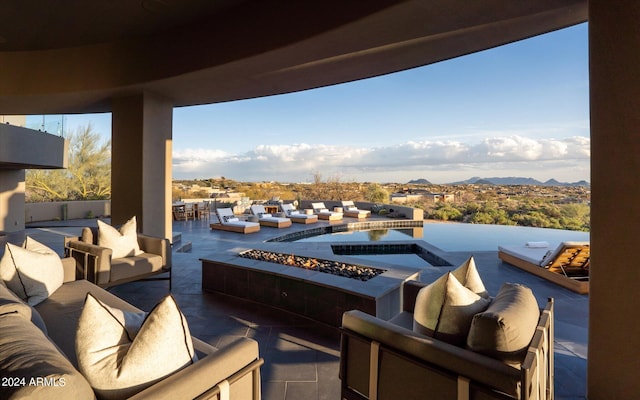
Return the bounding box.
[341,253,433,269]
[294,229,417,243]
[294,222,589,252]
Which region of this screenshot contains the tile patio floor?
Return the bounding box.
[16,216,588,400]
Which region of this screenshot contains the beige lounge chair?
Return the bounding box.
[250,205,292,228]
[280,203,318,224]
[498,241,589,294]
[311,202,343,221]
[341,200,371,219]
[65,221,171,289]
[210,208,260,234]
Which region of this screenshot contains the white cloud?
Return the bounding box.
[172,135,590,183]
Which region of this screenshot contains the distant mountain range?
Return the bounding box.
[407,177,590,187]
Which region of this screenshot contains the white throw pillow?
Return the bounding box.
[76,293,196,400]
[0,237,64,306]
[413,272,490,346]
[97,217,143,259]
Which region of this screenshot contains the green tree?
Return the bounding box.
[26,169,69,201]
[26,124,111,201]
[365,183,389,203]
[559,203,590,231]
[430,203,463,221]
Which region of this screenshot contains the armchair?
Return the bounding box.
[65,226,171,289]
[340,280,554,400]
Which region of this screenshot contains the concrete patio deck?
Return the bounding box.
[17,216,588,400]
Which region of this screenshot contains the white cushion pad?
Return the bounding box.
[0,237,63,306]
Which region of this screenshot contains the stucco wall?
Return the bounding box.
[24,200,111,223]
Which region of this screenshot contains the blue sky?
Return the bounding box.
[63,22,589,184]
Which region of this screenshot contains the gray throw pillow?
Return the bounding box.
[467,282,540,363]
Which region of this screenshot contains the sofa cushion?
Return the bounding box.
[35,279,152,368]
[76,293,196,399]
[467,283,540,363]
[0,237,64,306]
[0,312,94,400]
[0,281,47,333]
[452,256,489,299]
[97,216,143,258]
[413,272,490,346]
[110,253,164,282]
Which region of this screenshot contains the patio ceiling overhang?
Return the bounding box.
[0,0,587,115]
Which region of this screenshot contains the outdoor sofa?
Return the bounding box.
[498,241,589,294]
[0,242,263,400]
[340,277,553,400]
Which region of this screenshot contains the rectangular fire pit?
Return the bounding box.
[201,250,419,327]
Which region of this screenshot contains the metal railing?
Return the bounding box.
[1,114,66,137]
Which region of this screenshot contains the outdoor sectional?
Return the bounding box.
[0,256,263,400]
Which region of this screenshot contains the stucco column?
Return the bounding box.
[589,2,640,398]
[111,92,173,240]
[0,170,25,233]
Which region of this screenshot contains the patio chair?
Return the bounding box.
[311,202,343,221]
[172,203,187,221]
[184,202,196,220]
[250,204,292,228]
[498,241,589,294]
[341,200,371,219]
[210,208,260,234]
[280,203,318,224]
[65,218,171,289]
[195,201,211,220]
[340,280,554,400]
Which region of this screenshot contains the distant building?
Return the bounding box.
[390,191,454,204]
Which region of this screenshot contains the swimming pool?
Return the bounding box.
[294,222,590,252]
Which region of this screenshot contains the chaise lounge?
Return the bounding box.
[250,205,292,228]
[311,202,343,221]
[280,203,319,224]
[211,208,261,234]
[341,200,371,219]
[498,241,589,294]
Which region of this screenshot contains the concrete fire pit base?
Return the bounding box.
[201,251,419,327]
